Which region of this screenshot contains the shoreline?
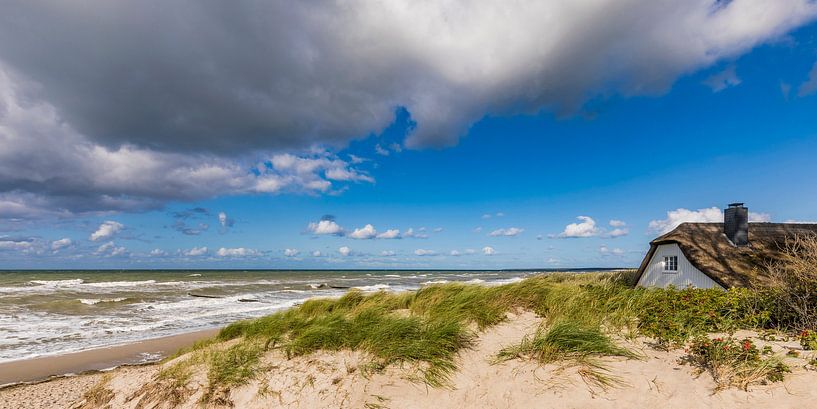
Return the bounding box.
[0,328,219,387]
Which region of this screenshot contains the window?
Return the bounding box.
[663,256,678,272]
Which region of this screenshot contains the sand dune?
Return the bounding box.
[4,311,817,409]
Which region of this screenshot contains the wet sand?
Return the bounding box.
[0,328,218,387]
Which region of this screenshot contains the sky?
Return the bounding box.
[1,0,817,269]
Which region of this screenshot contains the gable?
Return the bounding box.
[636,243,723,289]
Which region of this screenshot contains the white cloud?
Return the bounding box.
[218,211,234,228]
[433,227,444,233]
[50,238,72,251]
[308,219,344,235]
[608,220,629,237]
[649,207,772,233]
[489,227,524,237]
[376,229,401,239]
[90,221,123,241]
[750,212,772,222]
[311,250,322,257]
[403,228,428,239]
[95,241,126,256]
[324,167,375,183]
[473,227,483,233]
[149,248,167,256]
[609,228,629,238]
[547,257,560,264]
[338,246,352,256]
[284,248,300,257]
[559,216,600,238]
[184,246,208,256]
[449,250,461,256]
[609,220,626,228]
[481,214,492,219]
[648,207,722,233]
[348,224,377,239]
[703,65,741,92]
[0,238,34,251]
[599,245,625,256]
[798,60,817,97]
[482,246,496,256]
[216,247,259,257]
[381,250,396,256]
[414,249,436,256]
[496,212,505,217]
[375,144,390,156]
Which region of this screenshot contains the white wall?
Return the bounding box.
[637,243,723,289]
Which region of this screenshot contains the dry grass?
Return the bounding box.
[72,374,114,409]
[764,234,817,330]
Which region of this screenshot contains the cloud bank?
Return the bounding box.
[1,1,815,216]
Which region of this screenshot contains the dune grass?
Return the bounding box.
[151,270,796,403]
[495,320,642,388]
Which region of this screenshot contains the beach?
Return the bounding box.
[2,312,817,409]
[0,329,217,386]
[4,271,817,408]
[0,269,541,365]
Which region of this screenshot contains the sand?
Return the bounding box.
[4,314,817,408]
[0,329,218,387]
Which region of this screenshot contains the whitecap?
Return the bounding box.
[29,279,85,287]
[352,284,390,291]
[78,297,128,305]
[421,280,449,285]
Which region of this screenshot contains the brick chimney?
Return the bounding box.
[724,203,749,246]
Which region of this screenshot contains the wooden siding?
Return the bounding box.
[637,243,723,289]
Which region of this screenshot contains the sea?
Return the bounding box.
[0,269,612,363]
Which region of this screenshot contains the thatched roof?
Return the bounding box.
[635,222,817,288]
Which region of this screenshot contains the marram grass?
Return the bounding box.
[152,270,794,402]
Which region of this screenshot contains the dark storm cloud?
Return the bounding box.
[0,0,816,217]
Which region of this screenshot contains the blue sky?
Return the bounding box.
[1,1,817,269]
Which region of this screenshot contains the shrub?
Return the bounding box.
[800,330,817,350]
[636,288,771,347]
[686,336,789,390]
[763,234,817,331]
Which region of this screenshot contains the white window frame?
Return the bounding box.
[663,255,678,273]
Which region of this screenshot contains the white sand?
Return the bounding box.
[5,312,817,408]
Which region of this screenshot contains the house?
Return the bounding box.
[634,203,817,289]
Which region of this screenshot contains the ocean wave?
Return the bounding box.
[352,284,390,291]
[488,277,524,286]
[82,280,159,288]
[465,279,485,284]
[187,273,202,277]
[29,279,85,287]
[78,297,129,305]
[422,280,449,285]
[382,274,402,278]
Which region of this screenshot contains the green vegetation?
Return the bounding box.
[497,321,640,363]
[800,330,817,350]
[147,253,817,404]
[686,336,790,390]
[495,321,641,388]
